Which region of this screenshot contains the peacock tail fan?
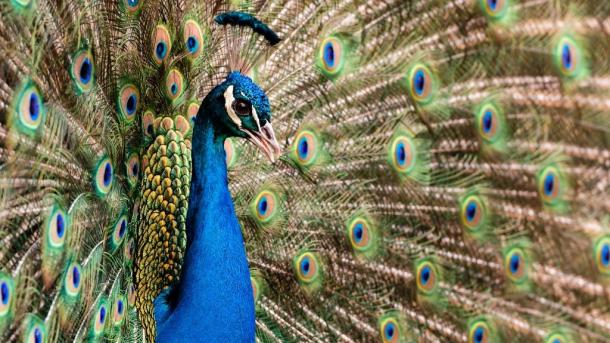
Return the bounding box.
[1,0,609,342]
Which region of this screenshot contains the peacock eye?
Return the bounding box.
[232,99,252,116]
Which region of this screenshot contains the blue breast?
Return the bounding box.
[154,112,255,342]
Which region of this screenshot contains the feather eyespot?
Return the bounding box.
[126,152,140,187]
[294,252,320,284]
[183,20,204,58]
[224,138,237,168]
[391,136,416,173]
[291,130,318,166]
[476,104,502,143]
[0,274,13,317]
[555,35,585,79]
[11,80,45,136]
[537,166,562,206]
[481,0,508,19]
[63,263,82,297]
[347,218,371,251]
[152,25,172,65]
[460,195,486,232]
[407,64,435,105]
[317,36,345,77]
[379,317,400,343]
[113,295,126,325]
[111,215,128,250]
[122,0,140,13]
[118,84,139,123]
[92,302,107,335]
[594,237,610,275]
[504,248,528,283]
[416,261,437,293]
[142,110,155,138]
[24,316,47,343]
[71,50,95,93]
[346,214,380,259]
[468,320,490,343]
[254,191,276,222]
[386,128,429,184]
[47,207,68,248]
[545,334,566,343]
[165,69,185,101]
[27,324,45,343]
[544,331,572,343]
[251,190,284,229]
[94,156,113,196]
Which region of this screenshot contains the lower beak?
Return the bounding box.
[243,122,282,163]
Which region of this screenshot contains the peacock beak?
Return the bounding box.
[243,122,281,163]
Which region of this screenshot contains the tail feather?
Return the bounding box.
[1,0,610,342]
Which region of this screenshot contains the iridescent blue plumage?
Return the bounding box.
[154,71,279,342]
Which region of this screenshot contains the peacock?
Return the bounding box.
[1,0,609,341]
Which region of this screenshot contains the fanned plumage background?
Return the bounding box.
[0,0,609,342]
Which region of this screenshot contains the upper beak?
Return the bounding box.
[242,122,282,163]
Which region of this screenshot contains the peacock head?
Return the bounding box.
[203,71,281,162]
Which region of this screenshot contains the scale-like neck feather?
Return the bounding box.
[155,110,255,342]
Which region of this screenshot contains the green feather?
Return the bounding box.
[458,188,493,241]
[345,212,381,260]
[289,127,328,170]
[593,235,610,277]
[473,99,509,155]
[0,273,15,334]
[23,314,47,343]
[88,297,109,341]
[553,33,589,81]
[292,250,324,294]
[42,202,70,288]
[536,163,570,213]
[315,34,355,80]
[386,125,430,184]
[377,311,412,343]
[9,79,45,138]
[414,257,445,307]
[466,316,500,343]
[502,240,533,293]
[249,186,286,229]
[544,327,575,343]
[478,0,516,25]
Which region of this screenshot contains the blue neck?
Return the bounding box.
[155,115,255,342]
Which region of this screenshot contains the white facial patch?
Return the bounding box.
[223,85,242,127]
[251,106,261,131]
